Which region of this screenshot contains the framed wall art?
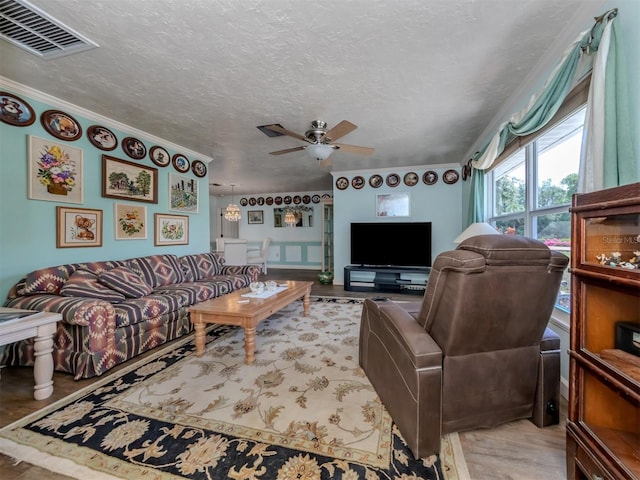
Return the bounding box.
[154,213,189,246]
[149,146,171,167]
[28,135,84,204]
[87,125,117,151]
[376,192,410,217]
[169,173,199,213]
[41,109,82,141]
[0,91,36,126]
[114,203,147,240]
[56,206,102,248]
[122,136,147,160]
[102,155,158,204]
[248,210,263,224]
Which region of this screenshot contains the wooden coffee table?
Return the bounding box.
[188,280,313,364]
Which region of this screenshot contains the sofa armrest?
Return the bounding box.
[4,294,115,327]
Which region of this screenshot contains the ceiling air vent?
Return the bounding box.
[0,0,98,59]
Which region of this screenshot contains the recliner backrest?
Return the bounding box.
[417,234,568,356]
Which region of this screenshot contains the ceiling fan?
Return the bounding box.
[261,120,374,167]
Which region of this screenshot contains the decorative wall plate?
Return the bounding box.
[257,197,265,205]
[311,194,320,203]
[443,169,460,184]
[423,170,438,185]
[87,125,117,151]
[385,173,400,187]
[336,177,349,190]
[41,109,82,141]
[293,195,301,204]
[172,154,190,173]
[302,195,311,204]
[462,164,469,181]
[0,92,36,126]
[240,198,248,206]
[122,137,147,159]
[352,176,365,189]
[404,172,419,186]
[321,194,331,199]
[284,195,292,204]
[369,174,383,188]
[275,196,283,205]
[266,197,274,205]
[249,197,257,206]
[149,146,171,167]
[191,160,207,177]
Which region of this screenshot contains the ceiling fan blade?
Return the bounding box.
[264,124,312,143]
[269,146,306,155]
[324,120,357,142]
[333,143,375,155]
[318,157,332,167]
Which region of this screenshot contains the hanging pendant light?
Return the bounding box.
[224,184,241,222]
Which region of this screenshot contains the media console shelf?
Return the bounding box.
[344,265,430,295]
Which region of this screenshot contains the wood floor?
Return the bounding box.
[0,269,568,479]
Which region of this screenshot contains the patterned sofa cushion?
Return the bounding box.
[20,264,74,296]
[113,293,183,327]
[60,269,126,303]
[155,282,218,305]
[180,253,224,282]
[126,254,184,288]
[99,266,153,298]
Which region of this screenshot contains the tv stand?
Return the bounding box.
[344,265,430,295]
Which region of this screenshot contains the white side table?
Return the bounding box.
[0,308,60,400]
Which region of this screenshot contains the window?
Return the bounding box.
[488,107,586,312]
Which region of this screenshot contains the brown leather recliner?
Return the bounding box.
[359,234,568,458]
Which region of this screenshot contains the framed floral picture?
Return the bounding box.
[28,135,83,204]
[41,110,82,141]
[114,203,147,240]
[56,206,102,248]
[0,91,36,126]
[169,173,199,213]
[155,213,189,246]
[102,155,158,204]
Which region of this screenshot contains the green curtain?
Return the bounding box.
[466,168,485,225]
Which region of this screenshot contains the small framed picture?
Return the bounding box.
[155,213,189,246]
[0,91,36,126]
[122,137,147,160]
[40,110,82,141]
[87,125,117,151]
[169,173,198,213]
[114,203,147,240]
[102,155,158,204]
[248,210,263,224]
[56,206,102,248]
[376,192,410,217]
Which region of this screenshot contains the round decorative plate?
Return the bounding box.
[266,197,274,205]
[321,194,331,199]
[87,125,117,151]
[0,91,36,126]
[336,177,349,190]
[386,173,400,187]
[404,172,419,186]
[122,137,147,159]
[41,109,82,141]
[302,195,311,204]
[149,146,171,167]
[249,197,257,206]
[172,154,190,173]
[191,160,207,178]
[275,196,283,205]
[352,176,365,189]
[293,195,301,204]
[257,197,265,205]
[284,195,292,205]
[311,194,320,203]
[443,169,460,185]
[369,174,383,188]
[240,198,248,206]
[423,170,438,185]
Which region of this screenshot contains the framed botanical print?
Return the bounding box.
[114,203,147,240]
[56,206,102,248]
[0,91,36,126]
[154,213,189,246]
[102,155,158,204]
[41,110,82,141]
[87,125,117,151]
[169,173,199,213]
[28,135,83,204]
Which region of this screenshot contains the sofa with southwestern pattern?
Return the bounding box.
[2,252,261,379]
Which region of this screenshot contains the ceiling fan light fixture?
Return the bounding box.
[306,143,334,161]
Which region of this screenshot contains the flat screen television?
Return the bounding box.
[350,222,432,267]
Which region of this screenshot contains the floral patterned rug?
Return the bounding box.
[0,297,469,480]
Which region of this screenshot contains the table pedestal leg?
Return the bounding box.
[244,327,256,364]
[194,319,206,357]
[33,323,56,400]
[302,289,311,316]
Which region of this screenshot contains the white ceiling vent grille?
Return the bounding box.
[0,0,98,59]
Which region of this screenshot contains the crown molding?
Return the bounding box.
[0,76,213,163]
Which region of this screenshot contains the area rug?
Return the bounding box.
[0,297,470,480]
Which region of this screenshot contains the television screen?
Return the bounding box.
[350,222,432,267]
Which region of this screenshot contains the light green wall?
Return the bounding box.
[0,87,211,299]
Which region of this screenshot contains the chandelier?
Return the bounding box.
[224,184,241,222]
[284,210,297,227]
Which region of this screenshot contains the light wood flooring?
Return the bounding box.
[0,269,568,479]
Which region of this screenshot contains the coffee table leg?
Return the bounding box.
[302,289,310,316]
[33,322,56,400]
[244,327,256,364]
[194,319,206,357]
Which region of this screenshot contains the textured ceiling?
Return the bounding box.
[0,0,603,196]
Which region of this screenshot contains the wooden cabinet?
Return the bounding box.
[567,182,640,480]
